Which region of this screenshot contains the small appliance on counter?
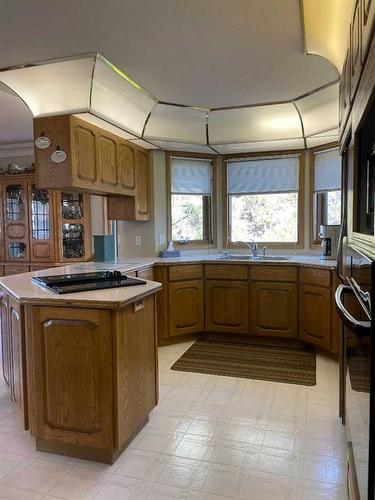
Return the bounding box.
[32,271,146,294]
[319,224,340,260]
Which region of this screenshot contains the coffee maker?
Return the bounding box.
[319,224,340,260]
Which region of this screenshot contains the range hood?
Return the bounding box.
[0,53,339,153]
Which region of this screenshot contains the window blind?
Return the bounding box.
[227,156,299,194]
[314,148,341,192]
[171,157,211,195]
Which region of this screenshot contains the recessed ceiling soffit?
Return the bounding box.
[0,53,339,153]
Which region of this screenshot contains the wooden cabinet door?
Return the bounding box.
[3,180,30,262]
[118,142,136,193]
[168,280,204,336]
[135,150,150,220]
[339,50,351,133]
[362,0,375,59]
[28,183,55,262]
[72,123,97,183]
[32,307,113,450]
[251,282,297,338]
[0,292,10,387]
[351,0,362,98]
[8,297,28,428]
[299,284,331,350]
[98,135,117,186]
[205,280,249,334]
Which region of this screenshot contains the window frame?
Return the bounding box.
[309,142,341,247]
[223,150,305,250]
[166,151,217,249]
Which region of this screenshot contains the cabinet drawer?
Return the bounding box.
[299,267,331,288]
[250,265,297,282]
[205,264,248,281]
[168,264,203,281]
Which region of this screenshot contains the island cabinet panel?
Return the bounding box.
[8,297,28,429]
[251,283,298,338]
[299,284,331,350]
[0,291,10,387]
[205,280,249,333]
[32,307,113,451]
[114,295,157,450]
[168,280,204,336]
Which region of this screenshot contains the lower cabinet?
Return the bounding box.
[168,280,204,336]
[0,291,10,387]
[251,282,298,338]
[8,297,28,428]
[32,306,113,450]
[299,284,331,350]
[205,280,249,333]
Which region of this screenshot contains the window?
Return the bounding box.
[168,154,215,246]
[225,154,303,246]
[311,147,342,244]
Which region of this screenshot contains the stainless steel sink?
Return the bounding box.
[219,254,289,262]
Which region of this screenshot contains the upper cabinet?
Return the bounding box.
[350,0,362,99]
[34,115,151,220]
[362,0,375,59]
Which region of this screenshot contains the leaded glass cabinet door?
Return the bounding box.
[28,183,54,262]
[3,181,29,261]
[58,191,91,261]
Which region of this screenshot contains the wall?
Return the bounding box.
[114,149,320,260]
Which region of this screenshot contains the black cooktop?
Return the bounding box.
[31,271,146,294]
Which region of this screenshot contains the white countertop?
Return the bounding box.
[0,264,161,308]
[0,254,336,308]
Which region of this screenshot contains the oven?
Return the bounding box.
[335,240,374,499]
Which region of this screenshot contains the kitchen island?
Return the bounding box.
[0,265,162,464]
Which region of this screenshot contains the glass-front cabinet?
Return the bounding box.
[0,175,92,274]
[3,181,29,261]
[59,191,91,261]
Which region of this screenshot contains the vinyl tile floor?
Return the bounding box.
[0,342,347,500]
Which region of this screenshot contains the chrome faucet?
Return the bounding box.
[235,240,258,257]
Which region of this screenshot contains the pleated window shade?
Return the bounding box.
[227,156,299,195]
[171,157,212,195]
[313,148,341,192]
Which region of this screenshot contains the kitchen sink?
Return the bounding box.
[219,254,289,262]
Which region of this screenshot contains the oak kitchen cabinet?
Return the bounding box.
[168,265,204,337]
[299,268,332,351]
[205,264,249,334]
[205,280,249,333]
[34,115,151,221]
[0,272,160,463]
[0,291,10,387]
[155,262,340,355]
[0,173,92,276]
[251,282,298,338]
[250,265,298,338]
[169,280,204,336]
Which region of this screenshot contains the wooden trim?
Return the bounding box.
[166,151,217,248]
[222,149,305,249]
[308,142,340,248]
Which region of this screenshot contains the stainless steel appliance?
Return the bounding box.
[335,239,374,499]
[32,271,146,294]
[319,224,340,260]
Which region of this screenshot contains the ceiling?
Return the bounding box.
[0,0,340,148]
